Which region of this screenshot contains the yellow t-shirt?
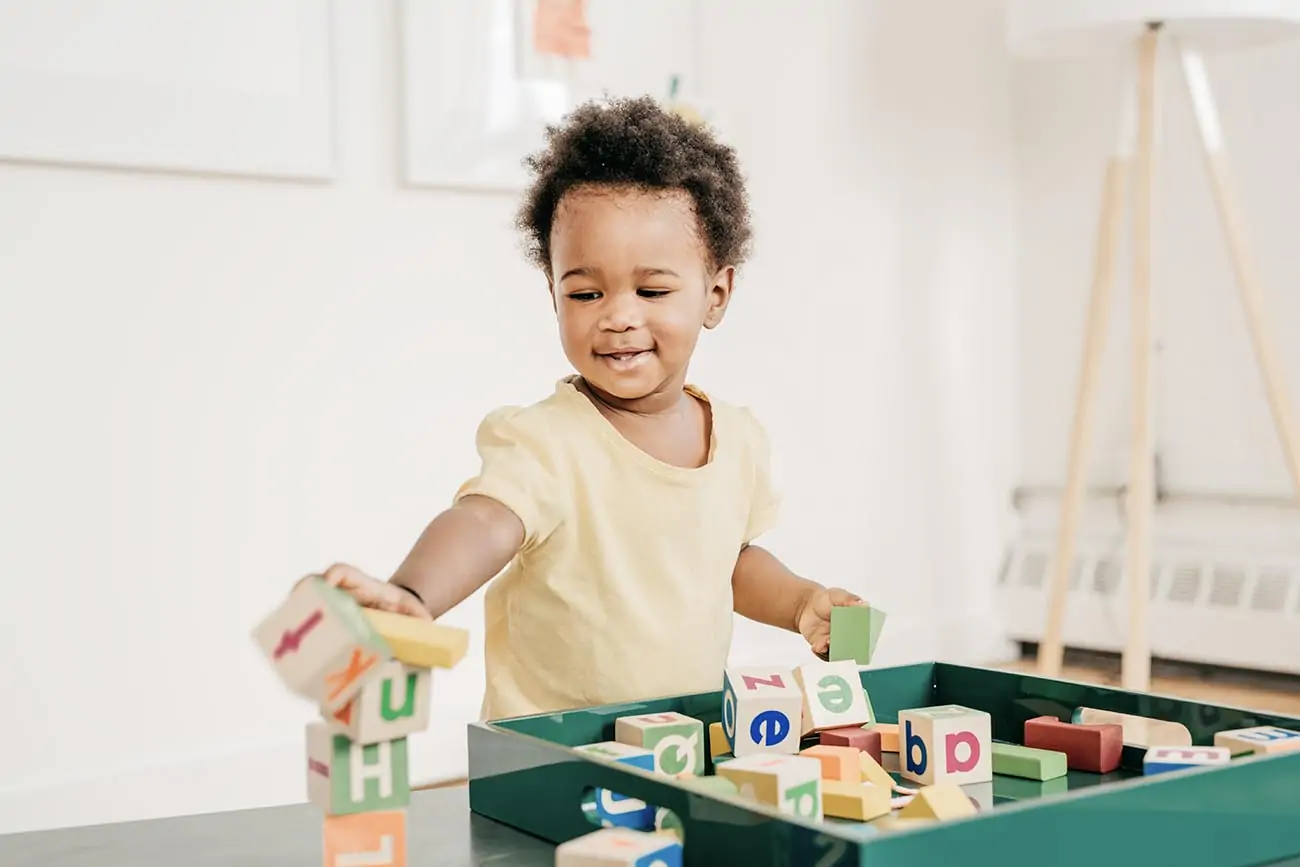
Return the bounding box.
[454,376,780,720]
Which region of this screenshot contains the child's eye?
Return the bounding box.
[638,289,671,298]
[567,291,600,301]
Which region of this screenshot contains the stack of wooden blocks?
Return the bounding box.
[252,577,469,867]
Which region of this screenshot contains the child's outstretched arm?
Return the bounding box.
[387,494,525,618]
[731,544,866,658]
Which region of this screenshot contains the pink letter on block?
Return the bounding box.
[946,731,980,773]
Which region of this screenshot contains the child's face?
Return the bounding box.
[548,186,732,406]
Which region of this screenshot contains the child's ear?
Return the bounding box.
[703,265,735,330]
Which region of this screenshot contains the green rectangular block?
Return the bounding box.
[828,605,887,664]
[992,741,1068,781]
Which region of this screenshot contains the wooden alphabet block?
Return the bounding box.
[1143,745,1232,775]
[868,722,900,753]
[819,726,883,765]
[822,780,891,821]
[708,721,729,759]
[322,810,406,867]
[897,781,978,821]
[614,712,705,776]
[857,751,895,795]
[827,604,886,665]
[793,660,876,733]
[1023,715,1122,774]
[324,659,431,745]
[720,668,804,757]
[898,705,992,786]
[799,744,862,783]
[555,827,683,866]
[306,722,410,815]
[360,608,468,670]
[1213,725,1300,757]
[252,577,390,712]
[574,742,657,830]
[991,741,1068,781]
[716,754,823,820]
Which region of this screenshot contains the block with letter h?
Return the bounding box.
[898,704,992,786]
[721,668,804,757]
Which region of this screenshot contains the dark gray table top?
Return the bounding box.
[0,786,552,866]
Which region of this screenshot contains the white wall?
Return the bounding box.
[0,0,1019,834]
[1017,36,1300,510]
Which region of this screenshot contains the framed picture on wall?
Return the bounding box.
[398,0,705,192]
[0,0,334,180]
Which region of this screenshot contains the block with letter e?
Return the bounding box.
[555,827,683,867]
[1143,745,1231,776]
[792,660,876,733]
[306,722,410,815]
[575,741,656,830]
[613,712,705,776]
[716,754,823,820]
[898,704,992,786]
[252,577,390,713]
[721,668,803,757]
[324,659,431,745]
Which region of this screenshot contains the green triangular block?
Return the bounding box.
[866,606,887,661]
[829,604,888,665]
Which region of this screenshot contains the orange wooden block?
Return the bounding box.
[869,722,900,752]
[323,810,405,867]
[800,744,862,783]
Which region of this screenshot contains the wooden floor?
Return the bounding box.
[998,649,1300,717]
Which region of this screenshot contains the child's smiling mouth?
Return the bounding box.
[596,348,653,371]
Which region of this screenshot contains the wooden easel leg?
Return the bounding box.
[1121,24,1162,693]
[1176,41,1300,498]
[1037,54,1137,679]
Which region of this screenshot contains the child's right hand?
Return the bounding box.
[300,563,433,620]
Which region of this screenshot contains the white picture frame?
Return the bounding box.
[398,0,704,193]
[0,0,335,181]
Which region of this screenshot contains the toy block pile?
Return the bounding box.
[252,577,469,867]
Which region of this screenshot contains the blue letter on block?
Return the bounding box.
[721,675,739,753]
[750,710,791,747]
[905,720,928,776]
[594,750,656,830]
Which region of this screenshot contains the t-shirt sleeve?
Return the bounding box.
[453,407,566,552]
[742,409,781,544]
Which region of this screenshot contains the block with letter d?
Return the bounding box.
[1143,745,1231,776]
[324,659,431,745]
[575,741,656,830]
[252,577,391,713]
[792,660,876,733]
[613,712,705,776]
[306,722,410,815]
[721,668,803,757]
[898,704,992,786]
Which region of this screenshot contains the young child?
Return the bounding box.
[307,95,865,720]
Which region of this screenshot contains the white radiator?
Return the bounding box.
[998,525,1300,677]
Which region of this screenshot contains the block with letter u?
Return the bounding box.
[898,704,992,786]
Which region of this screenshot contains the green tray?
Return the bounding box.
[467,662,1300,866]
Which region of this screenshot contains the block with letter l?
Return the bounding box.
[322,810,406,867]
[898,704,992,786]
[307,722,410,815]
[721,667,803,757]
[252,577,391,713]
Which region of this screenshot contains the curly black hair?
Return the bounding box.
[514,94,753,275]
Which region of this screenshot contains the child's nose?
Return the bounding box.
[598,293,644,331]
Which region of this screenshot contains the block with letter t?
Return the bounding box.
[613,712,705,776]
[306,722,410,815]
[721,667,803,757]
[898,704,992,786]
[323,658,432,745]
[251,577,390,713]
[792,660,876,733]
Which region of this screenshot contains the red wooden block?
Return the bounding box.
[1024,715,1122,774]
[819,727,883,765]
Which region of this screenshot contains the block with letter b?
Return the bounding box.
[252,577,390,713]
[555,827,683,867]
[613,712,705,776]
[898,704,992,786]
[324,659,431,745]
[1143,745,1231,776]
[721,667,803,757]
[306,722,410,815]
[793,660,876,733]
[322,810,406,867]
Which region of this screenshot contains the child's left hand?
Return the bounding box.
[796,587,868,660]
